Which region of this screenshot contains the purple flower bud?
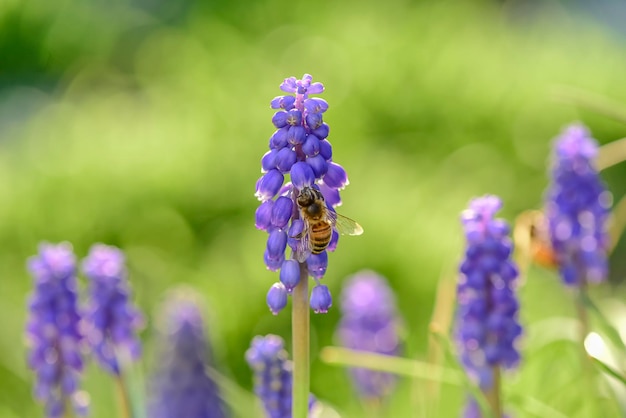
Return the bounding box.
[307,252,328,279]
[307,154,328,178]
[310,285,332,313]
[319,182,341,208]
[290,162,316,189]
[148,289,227,418]
[287,126,306,145]
[263,250,284,271]
[267,283,288,314]
[304,98,329,114]
[327,230,339,252]
[270,95,295,110]
[319,139,332,159]
[313,123,330,140]
[255,200,274,231]
[83,244,144,375]
[305,112,323,130]
[261,149,278,172]
[280,77,298,93]
[302,135,320,157]
[455,195,522,390]
[272,111,289,128]
[337,271,401,400]
[323,162,349,189]
[279,260,301,293]
[545,123,611,286]
[286,109,302,126]
[271,197,293,229]
[255,170,284,201]
[275,147,297,173]
[266,230,288,259]
[288,220,305,251]
[25,243,88,418]
[270,128,289,149]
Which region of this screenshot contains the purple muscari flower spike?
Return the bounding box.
[255,74,353,314]
[82,244,144,375]
[456,196,522,390]
[336,271,401,400]
[245,335,317,418]
[148,289,227,418]
[25,243,89,418]
[545,123,611,286]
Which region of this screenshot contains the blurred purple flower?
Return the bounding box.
[336,271,401,400]
[25,243,89,418]
[462,397,511,418]
[255,74,352,314]
[545,123,611,286]
[82,244,144,375]
[149,289,227,418]
[456,196,522,389]
[245,335,316,418]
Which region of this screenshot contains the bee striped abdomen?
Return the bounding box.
[310,222,332,254]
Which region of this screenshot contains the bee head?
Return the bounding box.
[297,186,324,208]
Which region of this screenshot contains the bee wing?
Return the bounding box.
[327,210,363,236]
[294,222,312,263]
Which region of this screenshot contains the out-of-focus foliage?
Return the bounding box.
[1,0,626,417]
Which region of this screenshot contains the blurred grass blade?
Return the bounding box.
[592,357,626,387]
[206,366,263,418]
[580,292,626,352]
[512,395,569,418]
[598,137,626,171]
[609,194,626,253]
[429,330,496,418]
[125,361,146,418]
[552,86,626,125]
[319,346,462,385]
[425,271,457,416]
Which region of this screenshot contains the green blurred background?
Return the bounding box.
[2,0,626,416]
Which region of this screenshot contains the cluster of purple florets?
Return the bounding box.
[82,244,144,374]
[149,290,226,418]
[255,74,350,315]
[456,196,522,390]
[336,271,401,400]
[545,124,611,286]
[245,334,316,418]
[25,243,88,418]
[25,242,143,417]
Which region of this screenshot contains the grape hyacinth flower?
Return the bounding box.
[456,196,522,391]
[149,289,227,418]
[254,74,351,314]
[25,243,89,418]
[82,244,144,375]
[245,335,316,418]
[336,271,401,401]
[545,123,611,286]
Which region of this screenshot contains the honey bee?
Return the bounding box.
[514,210,558,271]
[293,186,363,262]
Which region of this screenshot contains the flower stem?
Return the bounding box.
[292,262,310,418]
[483,367,502,418]
[115,373,133,418]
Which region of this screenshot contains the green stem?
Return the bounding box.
[483,367,502,418]
[292,262,310,418]
[115,373,133,418]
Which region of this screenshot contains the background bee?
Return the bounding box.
[294,186,363,262]
[514,210,558,272]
